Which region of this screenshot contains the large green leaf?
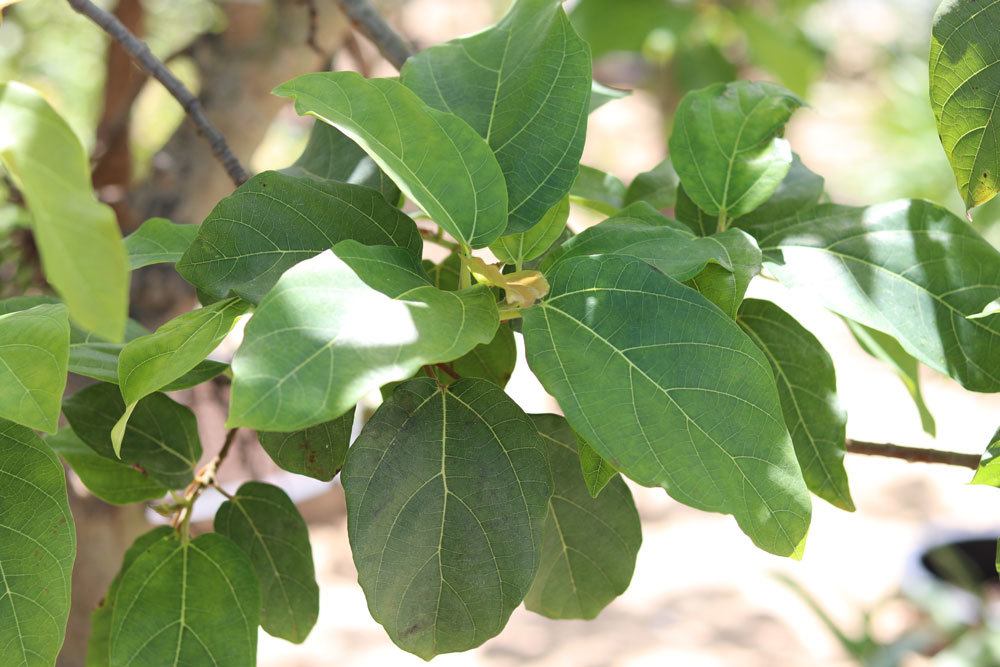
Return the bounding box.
[0,82,128,341]
[402,0,590,234]
[109,533,260,667]
[215,482,319,643]
[738,300,853,511]
[668,81,802,224]
[47,428,166,505]
[745,199,1000,392]
[123,218,199,270]
[523,254,811,556]
[0,303,69,433]
[258,409,354,481]
[491,196,570,268]
[230,242,499,431]
[526,414,641,620]
[63,384,201,488]
[177,170,421,303]
[0,420,75,667]
[274,72,508,248]
[929,0,1000,210]
[342,378,551,659]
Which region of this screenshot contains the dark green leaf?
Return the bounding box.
[258,409,354,481]
[177,170,421,303]
[675,184,718,236]
[971,427,1000,487]
[624,158,679,210]
[683,230,761,318]
[124,217,199,270]
[424,253,463,290]
[0,303,69,433]
[446,323,517,387]
[523,254,811,556]
[491,197,570,267]
[342,378,551,659]
[47,428,166,505]
[578,437,618,498]
[570,165,626,215]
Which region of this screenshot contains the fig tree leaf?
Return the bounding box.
[738,299,853,511]
[109,533,260,667]
[0,81,128,341]
[971,427,1000,487]
[123,218,199,270]
[570,165,626,215]
[258,409,354,481]
[578,437,618,498]
[930,0,1000,210]
[0,303,69,433]
[745,199,1000,392]
[63,383,201,489]
[522,254,811,557]
[624,158,679,210]
[668,81,803,222]
[401,0,590,234]
[342,378,551,659]
[215,482,319,643]
[177,170,421,303]
[0,420,76,667]
[527,414,640,619]
[274,72,508,248]
[229,242,499,431]
[491,197,570,267]
[47,428,166,505]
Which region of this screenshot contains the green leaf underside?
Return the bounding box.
[624,158,679,211]
[929,0,1000,209]
[63,384,201,489]
[215,482,319,643]
[570,165,626,215]
[47,428,166,505]
[274,72,508,248]
[342,378,551,659]
[258,409,354,481]
[589,81,628,113]
[523,255,811,556]
[178,170,421,303]
[843,319,936,437]
[229,242,499,431]
[972,427,1000,487]
[0,420,75,667]
[402,0,591,234]
[525,414,640,619]
[124,218,200,270]
[282,121,400,202]
[87,526,173,667]
[668,81,802,220]
[491,196,570,266]
[738,300,853,511]
[746,199,1000,392]
[0,82,128,341]
[578,437,618,498]
[109,533,259,667]
[68,341,227,390]
[0,303,69,433]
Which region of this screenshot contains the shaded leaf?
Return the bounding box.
[0,303,69,433]
[570,165,625,215]
[578,438,618,498]
[624,158,679,210]
[675,184,718,236]
[446,323,517,387]
[733,154,825,230]
[258,409,354,482]
[47,428,166,505]
[124,218,199,270]
[491,197,570,268]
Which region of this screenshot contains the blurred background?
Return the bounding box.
[2,0,1000,665]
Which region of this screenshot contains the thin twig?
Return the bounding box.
[171,428,241,537]
[846,439,979,469]
[66,0,250,186]
[335,0,412,70]
[297,0,331,65]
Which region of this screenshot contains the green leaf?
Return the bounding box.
[675,184,718,236]
[446,323,517,387]
[971,427,1000,487]
[526,414,640,619]
[258,409,354,481]
[590,81,628,113]
[68,341,227,390]
[401,0,590,234]
[929,0,1000,209]
[274,72,508,248]
[578,437,617,498]
[491,196,570,267]
[733,154,825,230]
[745,199,1000,392]
[569,0,693,57]
[342,378,551,659]
[109,533,260,667]
[63,383,201,488]
[424,253,463,290]
[230,242,499,431]
[177,170,421,303]
[0,303,69,433]
[87,526,173,667]
[522,254,811,556]
[624,158,679,210]
[736,10,823,96]
[215,482,319,643]
[0,82,128,341]
[683,230,761,318]
[843,319,936,437]
[0,420,75,667]
[668,81,803,223]
[47,428,166,505]
[738,299,854,511]
[282,121,400,202]
[124,217,199,270]
[570,165,626,215]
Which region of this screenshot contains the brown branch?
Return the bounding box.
[171,427,240,533]
[297,0,331,65]
[846,439,979,469]
[66,0,250,186]
[335,0,412,70]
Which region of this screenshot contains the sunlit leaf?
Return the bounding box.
[491,197,570,268]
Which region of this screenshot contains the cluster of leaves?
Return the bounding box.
[0,0,997,664]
